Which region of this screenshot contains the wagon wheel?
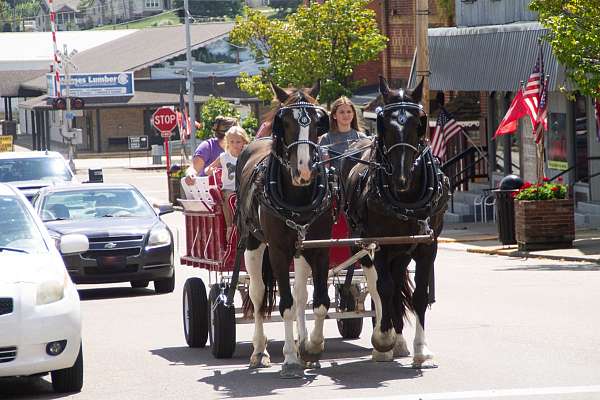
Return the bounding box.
[209,283,236,358]
[335,284,363,339]
[182,277,208,348]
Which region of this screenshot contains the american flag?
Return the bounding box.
[534,76,549,144]
[523,49,544,131]
[430,108,462,161]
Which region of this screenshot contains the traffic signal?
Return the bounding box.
[52,97,67,110]
[70,97,85,109]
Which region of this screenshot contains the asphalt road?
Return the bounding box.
[2,168,600,400]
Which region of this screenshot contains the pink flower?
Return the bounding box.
[543,177,550,182]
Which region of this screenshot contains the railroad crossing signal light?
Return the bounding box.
[70,97,85,110]
[52,97,67,110]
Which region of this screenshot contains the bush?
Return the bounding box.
[241,114,258,137]
[514,177,567,201]
[198,96,240,140]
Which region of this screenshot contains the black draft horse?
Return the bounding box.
[341,76,449,366]
[235,82,333,378]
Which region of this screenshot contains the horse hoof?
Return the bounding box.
[372,349,394,362]
[393,336,410,358]
[371,330,396,353]
[249,352,271,369]
[304,360,321,369]
[280,363,304,379]
[298,338,323,363]
[413,349,435,368]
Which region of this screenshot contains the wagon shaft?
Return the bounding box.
[301,234,434,249]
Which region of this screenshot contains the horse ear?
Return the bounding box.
[308,80,320,99]
[271,81,289,103]
[379,75,390,97]
[411,77,424,103]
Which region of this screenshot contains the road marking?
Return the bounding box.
[343,385,600,400]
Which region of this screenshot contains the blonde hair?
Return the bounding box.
[329,96,360,132]
[224,126,250,152]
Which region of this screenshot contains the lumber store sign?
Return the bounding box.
[47,72,135,98]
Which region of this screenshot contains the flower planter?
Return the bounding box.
[515,198,574,251]
[168,176,182,205]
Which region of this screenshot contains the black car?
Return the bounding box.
[33,183,175,293]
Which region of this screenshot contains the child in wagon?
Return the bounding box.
[204,125,251,240]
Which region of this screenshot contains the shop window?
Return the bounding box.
[575,94,588,183]
[145,0,160,8]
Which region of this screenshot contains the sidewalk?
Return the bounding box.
[440,222,600,264]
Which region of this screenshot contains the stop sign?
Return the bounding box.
[152,107,177,133]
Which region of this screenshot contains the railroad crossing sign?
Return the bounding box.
[152,107,177,135]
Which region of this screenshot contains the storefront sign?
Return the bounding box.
[0,135,13,152]
[547,113,568,171]
[47,72,135,98]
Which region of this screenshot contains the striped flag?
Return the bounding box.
[523,49,544,131]
[430,108,462,161]
[534,76,549,144]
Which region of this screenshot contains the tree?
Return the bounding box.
[173,0,242,18]
[230,0,387,105]
[530,0,600,97]
[198,96,240,140]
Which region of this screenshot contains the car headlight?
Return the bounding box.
[147,227,171,248]
[36,280,65,305]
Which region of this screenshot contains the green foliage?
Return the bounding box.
[514,180,567,201]
[241,114,259,137]
[230,0,387,104]
[173,0,243,18]
[530,0,600,97]
[437,0,454,20]
[198,96,240,140]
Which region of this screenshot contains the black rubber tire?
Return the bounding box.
[183,277,208,348]
[208,284,236,358]
[336,284,363,339]
[155,269,175,294]
[131,280,149,288]
[51,342,83,393]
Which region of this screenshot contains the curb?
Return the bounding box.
[438,235,497,243]
[466,246,600,264]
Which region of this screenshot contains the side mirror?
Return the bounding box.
[59,234,89,255]
[157,204,174,216]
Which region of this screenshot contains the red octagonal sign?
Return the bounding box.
[152,107,177,134]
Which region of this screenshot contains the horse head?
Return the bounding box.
[271,81,329,187]
[376,76,427,193]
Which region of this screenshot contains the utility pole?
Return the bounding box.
[183,0,197,153]
[61,45,78,172]
[416,0,430,115]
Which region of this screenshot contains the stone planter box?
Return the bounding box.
[515,198,575,251]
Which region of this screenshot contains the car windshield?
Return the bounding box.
[0,157,73,183]
[41,188,155,221]
[0,195,47,254]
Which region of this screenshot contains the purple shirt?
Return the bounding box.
[193,138,224,176]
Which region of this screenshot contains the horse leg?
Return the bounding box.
[245,242,270,369]
[364,252,396,362]
[298,249,330,365]
[412,244,437,367]
[293,255,310,346]
[390,255,412,358]
[270,246,304,378]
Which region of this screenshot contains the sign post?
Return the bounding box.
[151,107,178,174]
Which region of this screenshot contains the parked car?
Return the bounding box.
[0,183,88,393]
[0,151,77,201]
[33,183,176,293]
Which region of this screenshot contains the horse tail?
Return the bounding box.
[401,267,415,315]
[261,247,277,317]
[241,246,276,319]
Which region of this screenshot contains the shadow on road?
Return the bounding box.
[77,286,157,301]
[151,338,422,397]
[496,263,600,272]
[0,376,65,399]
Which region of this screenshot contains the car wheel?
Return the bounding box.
[336,284,363,339]
[208,283,236,358]
[131,280,149,288]
[183,277,208,348]
[51,342,83,393]
[154,269,175,294]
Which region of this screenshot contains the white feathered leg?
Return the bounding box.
[364,265,394,362]
[246,244,271,368]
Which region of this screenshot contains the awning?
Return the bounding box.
[410,22,567,92]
